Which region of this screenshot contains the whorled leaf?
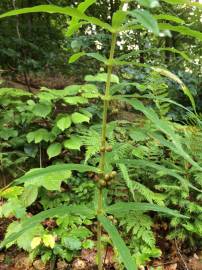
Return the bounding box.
[161,0,202,9]
[154,14,185,24]
[69,52,86,63]
[98,215,136,270]
[159,23,202,42]
[0,5,113,32]
[106,202,187,218]
[11,164,99,187]
[129,9,159,35]
[112,10,127,30]
[67,0,96,37]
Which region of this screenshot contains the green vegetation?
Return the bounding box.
[0,0,201,269]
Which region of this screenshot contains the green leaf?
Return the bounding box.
[31,237,41,249]
[159,48,190,61]
[69,52,107,64]
[44,85,80,97]
[80,84,99,97]
[0,129,18,140]
[62,236,81,250]
[63,96,88,105]
[56,116,72,131]
[161,0,202,9]
[47,143,62,159]
[26,129,52,143]
[71,39,83,52]
[151,67,196,111]
[64,136,83,150]
[67,0,96,36]
[154,14,185,24]
[129,9,159,35]
[24,169,71,191]
[16,224,43,251]
[0,5,113,32]
[22,185,38,207]
[78,0,96,12]
[37,91,55,102]
[85,73,119,84]
[0,198,26,219]
[106,202,187,218]
[43,234,55,249]
[71,112,90,124]
[69,52,86,63]
[67,22,84,38]
[86,53,107,63]
[98,215,136,270]
[112,10,127,29]
[136,0,160,8]
[0,88,32,98]
[82,239,94,249]
[32,102,52,118]
[158,23,202,41]
[63,85,81,96]
[12,164,99,187]
[1,205,95,248]
[0,187,23,199]
[161,0,188,3]
[69,227,92,239]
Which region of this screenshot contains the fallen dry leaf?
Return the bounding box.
[0,253,5,263]
[188,257,202,270]
[33,259,46,270]
[14,254,32,270]
[72,258,87,270]
[56,260,69,270]
[164,263,177,270]
[81,249,96,264]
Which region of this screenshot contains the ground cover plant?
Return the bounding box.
[0,0,202,269]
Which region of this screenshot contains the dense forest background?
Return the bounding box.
[0,0,201,108]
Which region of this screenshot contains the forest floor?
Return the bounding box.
[0,217,201,270]
[1,73,78,93]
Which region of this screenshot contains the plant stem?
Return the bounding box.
[97,32,117,270]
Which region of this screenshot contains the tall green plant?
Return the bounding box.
[0,0,201,269]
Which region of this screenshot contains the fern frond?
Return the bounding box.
[119,213,155,248]
[147,71,170,118]
[186,130,202,160]
[119,163,165,205]
[194,173,202,187]
[119,163,135,200]
[105,142,134,170]
[79,128,100,163]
